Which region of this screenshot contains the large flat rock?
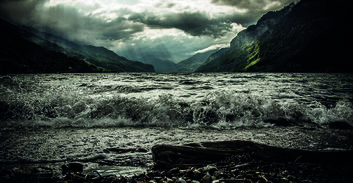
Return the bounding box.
[152,140,353,169]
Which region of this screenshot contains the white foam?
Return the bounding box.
[7,92,349,129]
[1,74,352,129]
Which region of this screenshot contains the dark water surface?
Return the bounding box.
[0,73,353,176]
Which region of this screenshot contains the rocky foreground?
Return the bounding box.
[2,140,353,183]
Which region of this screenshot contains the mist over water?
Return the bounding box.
[1,73,353,177]
[1,73,352,128]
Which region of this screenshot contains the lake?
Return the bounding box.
[1,73,353,177]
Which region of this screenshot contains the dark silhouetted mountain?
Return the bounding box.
[26,26,155,72]
[0,19,100,74]
[171,49,218,72]
[77,45,155,72]
[197,0,352,72]
[0,19,154,74]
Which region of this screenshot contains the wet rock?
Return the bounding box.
[190,169,203,180]
[168,168,180,175]
[166,178,174,183]
[178,178,187,183]
[61,162,84,175]
[200,165,217,175]
[6,152,353,183]
[201,174,212,183]
[152,140,353,169]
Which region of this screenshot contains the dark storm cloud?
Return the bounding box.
[212,0,264,8]
[211,0,298,26]
[0,0,297,40]
[0,0,144,43]
[100,19,145,40]
[128,11,232,38]
[0,0,46,24]
[211,0,296,9]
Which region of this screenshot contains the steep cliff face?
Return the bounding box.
[230,3,294,49]
[197,0,352,72]
[248,0,352,72]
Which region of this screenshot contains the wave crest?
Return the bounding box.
[1,90,352,129]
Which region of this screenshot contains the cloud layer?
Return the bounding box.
[128,11,232,38]
[0,0,297,62]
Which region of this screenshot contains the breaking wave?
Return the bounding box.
[1,89,352,129]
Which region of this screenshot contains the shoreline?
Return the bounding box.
[2,140,353,183]
[1,125,353,182]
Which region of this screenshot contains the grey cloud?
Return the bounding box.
[97,18,145,41]
[156,1,176,8]
[0,0,289,40]
[0,0,47,24]
[116,30,226,62]
[0,0,145,43]
[212,0,298,26]
[211,0,296,9]
[212,0,265,9]
[167,3,176,8]
[36,6,144,43]
[129,11,232,38]
[126,0,298,38]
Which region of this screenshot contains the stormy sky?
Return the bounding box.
[0,0,298,62]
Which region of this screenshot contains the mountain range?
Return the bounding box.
[197,0,352,72]
[171,49,218,72]
[0,19,154,74]
[1,0,352,74]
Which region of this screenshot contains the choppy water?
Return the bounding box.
[1,73,353,128]
[1,73,353,177]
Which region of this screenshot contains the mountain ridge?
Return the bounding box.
[197,0,352,72]
[26,25,155,72]
[0,19,101,74]
[0,19,155,74]
[171,49,218,72]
